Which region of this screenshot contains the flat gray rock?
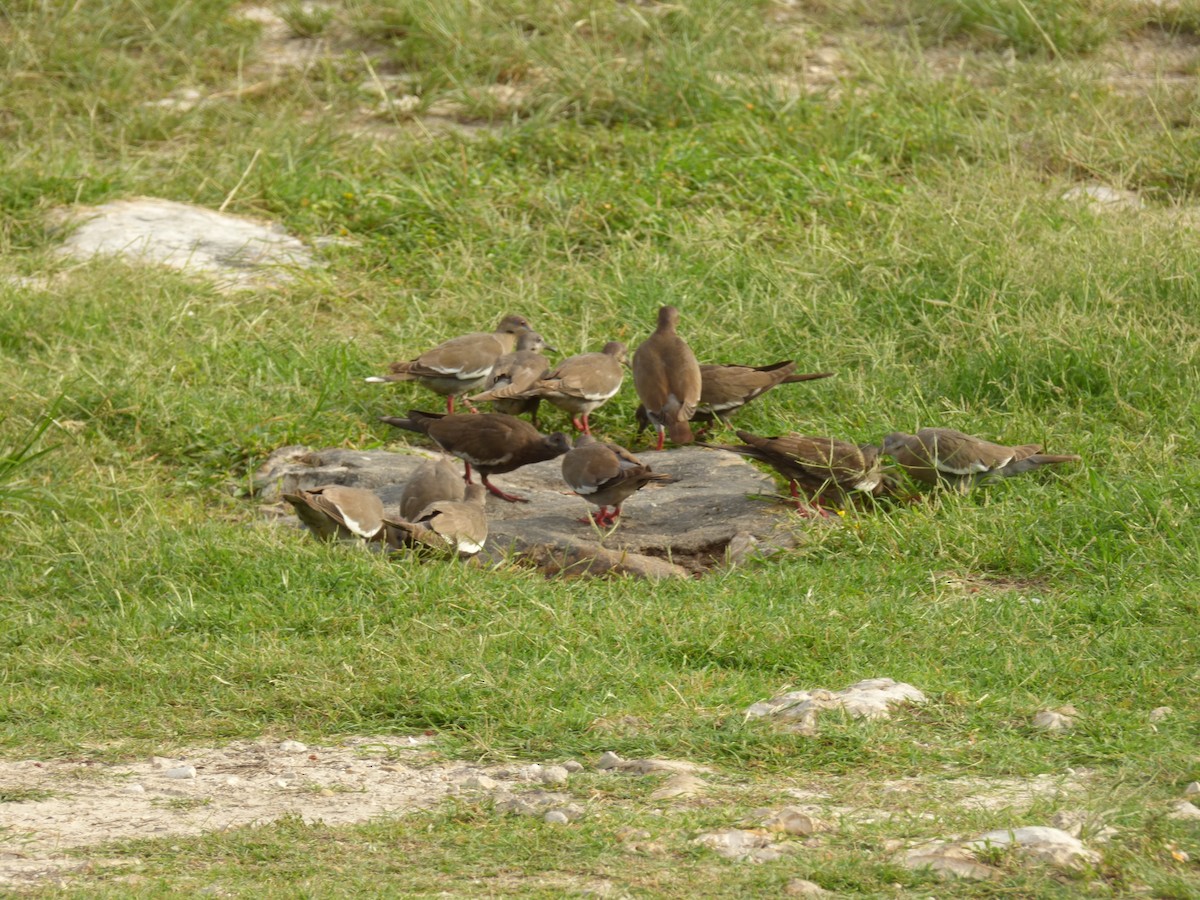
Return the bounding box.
[52,197,315,290]
[253,444,796,578]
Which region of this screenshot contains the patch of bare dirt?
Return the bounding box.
[0,735,500,888]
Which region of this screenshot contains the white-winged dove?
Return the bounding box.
[383,483,488,557]
[476,341,626,435]
[380,410,571,503]
[701,430,885,514]
[635,361,835,434]
[560,433,674,526]
[466,331,553,424]
[632,306,702,450]
[282,484,386,541]
[365,314,534,413]
[397,457,466,521]
[881,428,1081,492]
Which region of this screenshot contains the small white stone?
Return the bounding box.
[279,740,308,753]
[1149,706,1172,723]
[596,751,623,770]
[1169,800,1200,820]
[224,776,241,787]
[460,775,498,791]
[1183,782,1200,797]
[964,825,1100,867]
[692,828,786,862]
[520,764,544,780]
[762,807,825,836]
[540,766,570,785]
[273,778,291,789]
[785,879,832,896]
[903,847,999,881]
[649,773,706,800]
[1032,709,1075,732]
[562,760,585,773]
[164,766,196,780]
[124,783,146,794]
[544,810,570,825]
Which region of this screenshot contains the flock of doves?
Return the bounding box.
[282,306,1081,557]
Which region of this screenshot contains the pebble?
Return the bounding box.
[1032,708,1076,732]
[692,828,788,863]
[616,827,652,843]
[544,810,570,825]
[495,792,580,818]
[540,765,570,785]
[1183,782,1200,797]
[597,751,623,770]
[761,807,825,836]
[273,778,290,789]
[902,847,999,881]
[1168,800,1200,821]
[279,740,308,753]
[223,776,241,787]
[649,773,706,800]
[562,760,585,774]
[520,764,544,780]
[785,879,832,897]
[963,825,1100,867]
[164,766,196,780]
[123,783,146,794]
[1149,706,1172,723]
[461,775,498,791]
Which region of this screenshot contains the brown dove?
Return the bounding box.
[381,410,571,503]
[632,306,701,450]
[383,483,488,557]
[397,457,466,521]
[881,428,1081,491]
[282,484,385,541]
[701,430,884,514]
[561,434,674,527]
[365,314,534,413]
[466,331,553,424]
[479,341,626,435]
[636,361,834,434]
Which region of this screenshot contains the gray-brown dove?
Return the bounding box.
[632,306,701,450]
[381,410,571,503]
[384,483,488,557]
[366,314,533,413]
[282,484,386,541]
[881,428,1081,491]
[560,434,674,526]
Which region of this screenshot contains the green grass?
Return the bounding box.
[2,0,1200,895]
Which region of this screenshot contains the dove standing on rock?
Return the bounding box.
[397,457,466,521]
[384,483,488,557]
[701,431,885,515]
[881,428,1081,491]
[380,410,571,503]
[478,341,627,435]
[282,485,386,542]
[365,314,534,413]
[632,306,702,450]
[561,434,675,527]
